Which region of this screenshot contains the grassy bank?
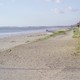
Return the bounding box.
[73,27,80,38]
[73,27,80,55]
[35,30,66,42]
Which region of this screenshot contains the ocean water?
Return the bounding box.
[0,26,70,37]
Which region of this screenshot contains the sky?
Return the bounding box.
[0,0,80,26]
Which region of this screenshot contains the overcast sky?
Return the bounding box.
[0,0,80,26]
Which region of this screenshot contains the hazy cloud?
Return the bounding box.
[67,6,80,12]
[46,0,63,3]
[51,8,64,14]
[52,7,80,14]
[55,0,63,3]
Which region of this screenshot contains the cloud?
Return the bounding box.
[55,0,63,3]
[67,6,80,12]
[51,8,64,14]
[51,7,80,14]
[46,0,63,3]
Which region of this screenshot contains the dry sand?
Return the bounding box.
[0,31,80,80]
[0,32,48,52]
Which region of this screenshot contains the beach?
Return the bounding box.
[0,30,80,80]
[0,0,79,79]
[0,32,48,52]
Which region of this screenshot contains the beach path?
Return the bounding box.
[0,31,80,80]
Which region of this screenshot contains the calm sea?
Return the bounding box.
[0,26,71,37]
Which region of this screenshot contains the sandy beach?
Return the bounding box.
[0,32,48,52]
[0,30,80,80]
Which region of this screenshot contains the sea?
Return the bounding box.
[0,26,71,38]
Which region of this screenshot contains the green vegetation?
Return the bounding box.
[73,26,80,55]
[73,27,80,38]
[50,30,66,37]
[76,39,80,54]
[35,30,66,42]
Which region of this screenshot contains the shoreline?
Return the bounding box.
[0,28,69,52]
[0,32,49,52]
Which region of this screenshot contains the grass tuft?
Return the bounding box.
[35,30,66,42]
[25,40,30,43]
